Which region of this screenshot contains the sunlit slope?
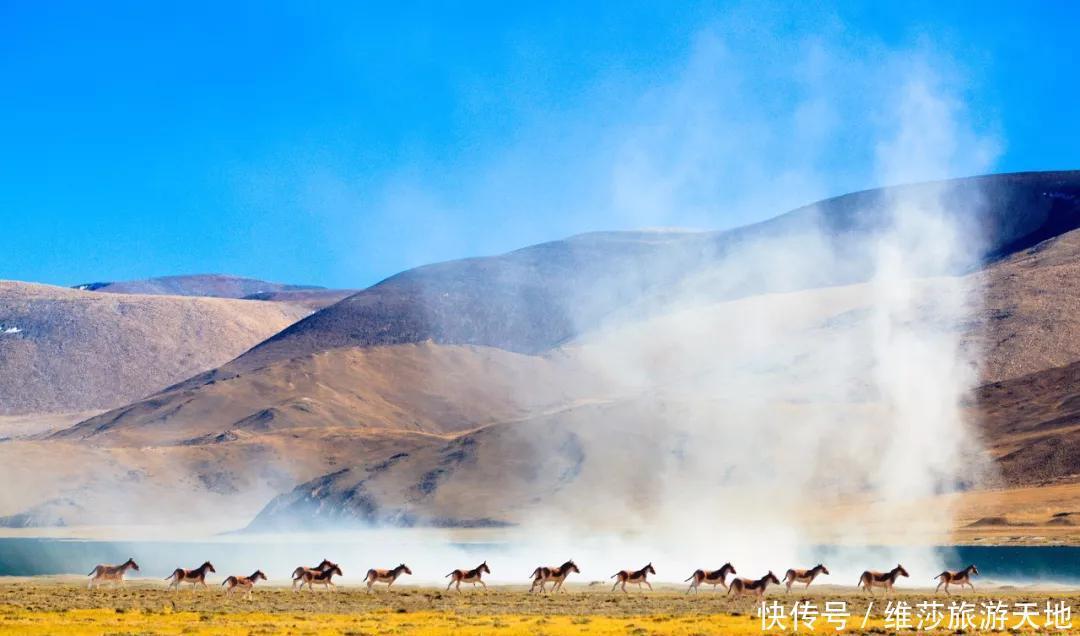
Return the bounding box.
[0,282,309,416]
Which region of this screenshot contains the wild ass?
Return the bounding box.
[934,565,979,595]
[728,571,782,599]
[445,561,491,592]
[298,564,343,592]
[685,563,737,593]
[858,564,909,595]
[611,563,656,593]
[165,561,216,591]
[783,564,830,592]
[291,559,337,591]
[87,558,139,589]
[529,560,580,593]
[222,570,267,598]
[365,564,412,592]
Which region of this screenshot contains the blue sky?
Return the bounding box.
[2,1,1078,289]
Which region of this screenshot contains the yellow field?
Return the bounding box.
[1,580,1077,634]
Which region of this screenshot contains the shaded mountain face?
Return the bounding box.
[0,282,309,415]
[231,171,1080,372]
[74,274,325,299]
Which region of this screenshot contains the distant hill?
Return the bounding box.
[76,274,324,299]
[0,282,309,415]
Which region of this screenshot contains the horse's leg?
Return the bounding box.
[645,580,653,591]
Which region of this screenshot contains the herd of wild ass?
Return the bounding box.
[86,557,981,597]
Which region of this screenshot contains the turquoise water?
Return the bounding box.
[0,538,1077,584]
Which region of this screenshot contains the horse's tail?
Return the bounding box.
[87,566,98,577]
[445,571,455,578]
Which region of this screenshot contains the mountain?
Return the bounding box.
[8,170,1080,532]
[218,171,1080,374]
[0,282,309,416]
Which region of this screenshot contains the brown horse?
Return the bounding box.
[298,564,343,592]
[858,564,909,596]
[611,563,656,593]
[291,559,337,591]
[783,564,829,592]
[365,564,412,592]
[222,570,267,598]
[727,571,781,599]
[529,560,580,594]
[685,563,736,593]
[445,561,491,592]
[165,561,216,591]
[87,558,139,589]
[934,564,979,595]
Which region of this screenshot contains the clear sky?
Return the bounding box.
[2,1,1078,289]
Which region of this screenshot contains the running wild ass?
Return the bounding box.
[934,565,979,595]
[365,564,412,592]
[165,561,216,591]
[728,571,782,599]
[783,564,830,593]
[685,563,736,593]
[87,558,139,589]
[858,564,909,595]
[445,561,491,592]
[529,560,580,593]
[222,570,267,598]
[611,563,656,593]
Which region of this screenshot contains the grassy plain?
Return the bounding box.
[1,579,1078,634]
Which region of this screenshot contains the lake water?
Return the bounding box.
[0,537,1077,585]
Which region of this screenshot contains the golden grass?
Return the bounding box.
[1,581,1076,634]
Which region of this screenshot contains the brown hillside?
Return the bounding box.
[0,281,309,415]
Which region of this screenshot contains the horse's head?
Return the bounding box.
[817,564,830,576]
[969,564,980,576]
[723,563,736,575]
[480,561,491,574]
[318,559,337,571]
[645,563,656,575]
[400,564,413,575]
[895,564,909,578]
[203,561,216,573]
[329,565,344,577]
[126,558,140,571]
[765,571,780,585]
[566,560,580,574]
[253,570,267,582]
